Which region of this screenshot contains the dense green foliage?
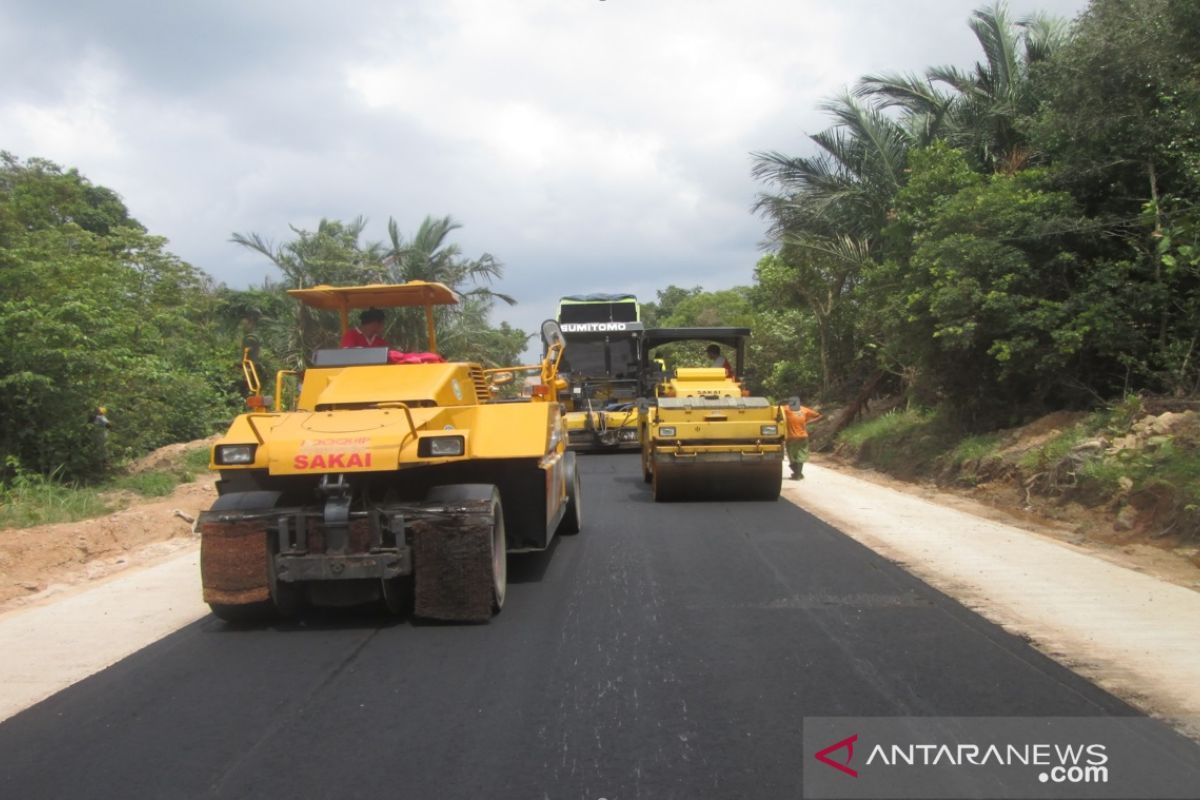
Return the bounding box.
[0,153,237,479]
[641,283,818,400]
[0,154,527,487]
[746,0,1200,425]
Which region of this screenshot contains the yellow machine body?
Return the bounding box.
[200,283,580,623]
[563,407,640,448]
[640,368,784,501]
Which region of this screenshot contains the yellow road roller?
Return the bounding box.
[638,328,784,501]
[198,281,580,623]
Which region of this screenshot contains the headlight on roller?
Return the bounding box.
[658,426,676,437]
[214,444,256,465]
[761,425,779,436]
[418,435,465,458]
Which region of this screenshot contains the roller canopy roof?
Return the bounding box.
[642,327,751,349]
[288,281,459,310]
[560,293,637,303]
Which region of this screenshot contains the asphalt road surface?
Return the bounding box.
[1,454,1196,799]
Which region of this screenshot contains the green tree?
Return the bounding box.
[752,93,917,243]
[640,285,702,328]
[873,144,1140,421]
[382,215,515,355]
[861,3,1068,173]
[231,218,385,364]
[1030,0,1200,392]
[754,248,861,395]
[231,215,525,367]
[0,155,238,479]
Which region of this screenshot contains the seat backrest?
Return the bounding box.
[311,347,390,367]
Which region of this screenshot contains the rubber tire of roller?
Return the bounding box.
[557,450,582,535]
[424,484,507,615]
[209,601,275,624]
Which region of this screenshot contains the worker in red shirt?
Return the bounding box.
[780,397,822,479]
[340,308,389,348]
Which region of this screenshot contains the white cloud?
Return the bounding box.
[0,0,1093,343]
[5,49,126,163]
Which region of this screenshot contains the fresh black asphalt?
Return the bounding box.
[1,454,1196,798]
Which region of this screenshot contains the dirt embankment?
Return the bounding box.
[824,400,1200,577]
[0,441,218,613]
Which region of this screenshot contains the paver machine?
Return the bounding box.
[198,281,581,623]
[638,327,785,501]
[555,293,645,450]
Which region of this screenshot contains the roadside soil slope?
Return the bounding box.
[824,403,1200,580]
[0,441,217,612]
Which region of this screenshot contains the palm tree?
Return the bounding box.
[232,217,384,288]
[752,92,918,242]
[860,3,1068,172]
[231,217,386,363]
[854,72,955,144]
[382,215,516,355]
[748,2,1071,401]
[384,215,510,297]
[751,93,909,392]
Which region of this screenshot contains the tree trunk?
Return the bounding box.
[816,315,832,396]
[1148,159,1169,347]
[816,369,884,451]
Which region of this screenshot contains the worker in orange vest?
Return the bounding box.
[780,397,822,479]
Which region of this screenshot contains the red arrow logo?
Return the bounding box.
[815,733,859,778]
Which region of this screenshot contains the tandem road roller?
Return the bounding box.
[198,281,581,623]
[638,328,785,502]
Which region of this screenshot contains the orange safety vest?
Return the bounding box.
[781,405,822,439]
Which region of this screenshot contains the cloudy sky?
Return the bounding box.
[2,0,1090,338]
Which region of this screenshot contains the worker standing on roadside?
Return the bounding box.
[780,397,822,479]
[91,406,112,467]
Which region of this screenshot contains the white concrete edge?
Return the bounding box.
[0,547,208,723]
[781,462,1200,739]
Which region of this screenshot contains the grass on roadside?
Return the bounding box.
[948,432,1003,464]
[183,445,213,473]
[836,408,962,477]
[107,471,183,498]
[0,444,214,530]
[1017,425,1087,471]
[942,432,1005,486]
[0,468,113,529]
[1082,438,1200,507]
[836,396,1200,538]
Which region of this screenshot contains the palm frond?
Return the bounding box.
[856,71,951,114]
[968,2,1018,100]
[230,231,277,262]
[928,64,979,96]
[1018,12,1069,65]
